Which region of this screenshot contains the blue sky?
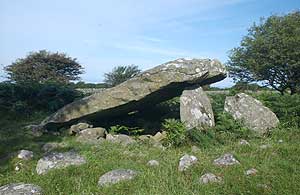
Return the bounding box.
[0,0,299,87]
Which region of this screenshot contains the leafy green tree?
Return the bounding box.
[228,11,300,94]
[4,50,84,84]
[104,65,141,87]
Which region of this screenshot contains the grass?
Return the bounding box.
[0,114,300,194]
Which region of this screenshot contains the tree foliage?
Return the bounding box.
[228,11,300,94]
[104,65,141,87]
[4,50,84,84]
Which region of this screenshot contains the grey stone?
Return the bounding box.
[42,142,66,152]
[69,122,92,135]
[0,183,43,195]
[138,135,151,141]
[98,169,138,186]
[213,153,240,166]
[260,144,271,149]
[180,86,215,129]
[41,58,226,129]
[224,93,279,134]
[191,145,201,153]
[178,154,198,171]
[245,168,258,176]
[17,150,33,160]
[36,151,86,175]
[199,173,222,184]
[24,124,44,137]
[76,127,106,144]
[151,131,167,142]
[106,134,136,146]
[147,160,159,167]
[239,139,250,146]
[278,139,283,143]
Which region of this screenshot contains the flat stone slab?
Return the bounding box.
[36,151,86,174]
[180,86,215,129]
[178,154,198,171]
[98,169,138,186]
[224,93,279,134]
[41,58,226,129]
[213,153,240,166]
[199,173,222,184]
[76,127,106,144]
[0,183,43,195]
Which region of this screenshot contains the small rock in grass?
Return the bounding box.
[245,168,258,176]
[260,144,271,149]
[191,145,201,153]
[178,154,198,171]
[147,160,159,167]
[278,139,283,143]
[42,142,65,152]
[69,122,92,135]
[106,134,136,146]
[213,153,240,166]
[17,150,33,160]
[0,183,43,195]
[199,173,222,184]
[14,162,23,171]
[98,169,138,187]
[239,139,250,146]
[36,151,86,175]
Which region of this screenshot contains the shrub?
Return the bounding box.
[109,125,144,136]
[0,82,82,116]
[162,119,186,146]
[186,128,218,148]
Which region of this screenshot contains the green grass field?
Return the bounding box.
[1,113,299,195]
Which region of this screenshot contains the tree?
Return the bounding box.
[228,11,300,94]
[104,65,141,87]
[4,50,84,84]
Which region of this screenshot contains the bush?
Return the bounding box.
[0,82,82,116]
[109,125,144,136]
[186,128,218,148]
[162,119,186,147]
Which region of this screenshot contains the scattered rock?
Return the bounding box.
[69,122,92,135]
[180,86,215,129]
[106,134,136,146]
[36,151,86,175]
[260,144,271,149]
[151,131,167,142]
[224,93,279,134]
[213,153,240,166]
[191,145,201,153]
[17,150,33,160]
[41,58,227,130]
[0,183,43,195]
[199,173,222,184]
[98,169,138,187]
[42,142,65,152]
[14,162,23,171]
[76,127,106,144]
[239,139,250,146]
[178,154,198,171]
[147,160,159,167]
[138,135,151,141]
[245,168,258,176]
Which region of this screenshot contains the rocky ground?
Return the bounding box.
[0,116,299,194]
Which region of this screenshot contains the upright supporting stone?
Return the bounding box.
[180,86,215,129]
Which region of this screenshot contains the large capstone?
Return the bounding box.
[180,86,214,129]
[224,93,279,134]
[0,183,43,195]
[41,58,226,129]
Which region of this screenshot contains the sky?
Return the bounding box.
[0,0,299,87]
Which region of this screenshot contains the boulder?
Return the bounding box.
[213,153,240,166]
[147,160,159,167]
[76,127,106,144]
[224,93,279,134]
[69,122,92,135]
[36,151,86,175]
[199,173,222,184]
[41,58,226,129]
[151,131,167,142]
[0,183,43,195]
[98,169,138,187]
[180,86,214,129]
[17,150,33,160]
[178,154,198,171]
[106,134,136,146]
